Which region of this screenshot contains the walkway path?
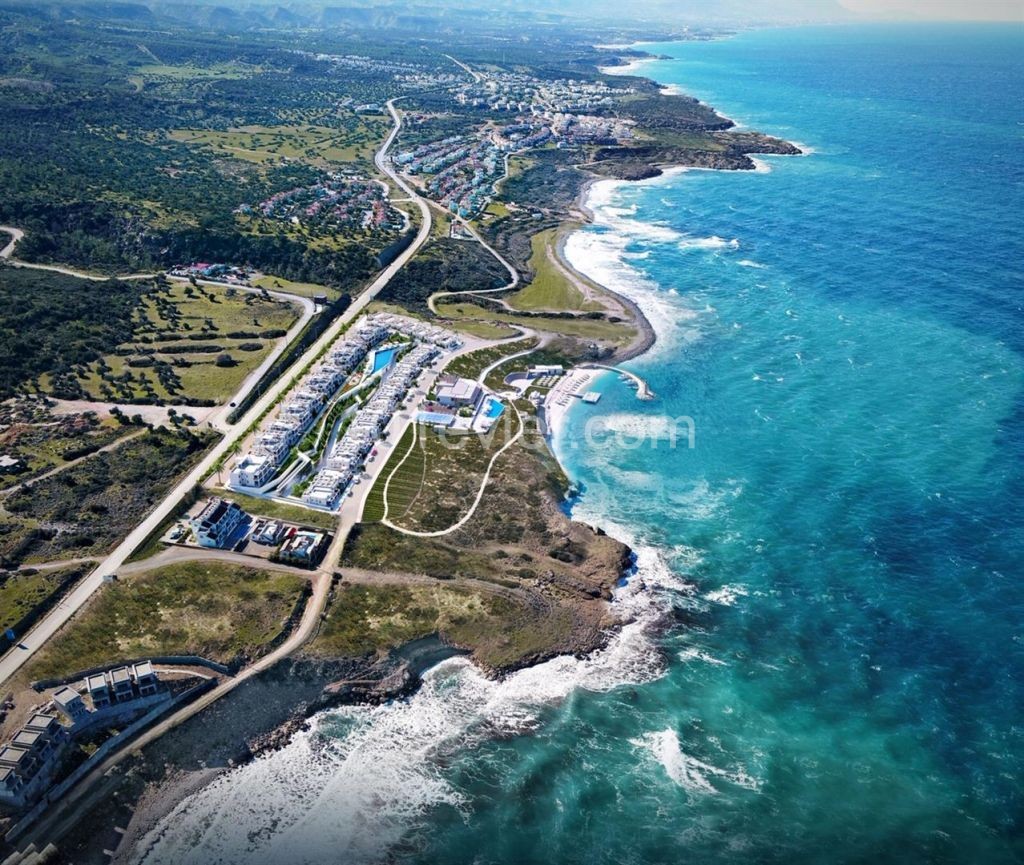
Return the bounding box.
[0,428,147,498]
[0,226,24,259]
[381,403,523,539]
[580,363,655,400]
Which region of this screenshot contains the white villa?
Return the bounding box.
[189,497,247,548]
[436,376,482,408]
[230,453,276,489]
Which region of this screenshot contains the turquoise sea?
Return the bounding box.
[132,24,1024,865]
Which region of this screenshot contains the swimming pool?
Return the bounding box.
[484,397,505,419]
[371,346,399,374]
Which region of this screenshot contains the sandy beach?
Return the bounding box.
[543,368,599,440]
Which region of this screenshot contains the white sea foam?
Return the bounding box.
[678,646,728,666]
[705,584,749,607]
[631,729,760,796]
[789,140,816,156]
[598,58,651,76]
[589,412,695,443]
[132,541,690,865]
[562,228,685,351]
[738,259,767,269]
[678,235,740,252]
[750,157,772,174]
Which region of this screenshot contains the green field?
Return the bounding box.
[447,319,520,339]
[506,229,603,313]
[443,337,538,381]
[306,581,557,667]
[365,415,516,533]
[72,281,300,405]
[217,490,340,531]
[134,62,259,81]
[362,425,414,523]
[21,561,308,681]
[169,121,388,169]
[436,302,634,345]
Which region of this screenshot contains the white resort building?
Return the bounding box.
[301,339,442,508]
[228,318,389,490]
[189,497,248,548]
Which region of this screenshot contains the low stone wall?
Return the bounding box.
[5,677,216,844]
[31,655,232,691]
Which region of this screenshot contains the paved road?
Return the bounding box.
[426,205,521,314]
[444,54,482,83]
[0,98,432,689]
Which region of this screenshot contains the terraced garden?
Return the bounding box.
[69,281,300,405]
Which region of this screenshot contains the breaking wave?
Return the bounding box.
[131,539,690,865]
[678,235,740,252]
[631,729,761,796]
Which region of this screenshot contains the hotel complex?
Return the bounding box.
[228,313,462,511]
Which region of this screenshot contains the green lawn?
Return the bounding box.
[506,229,603,313]
[362,425,415,522]
[436,302,635,346]
[217,490,340,531]
[22,561,308,680]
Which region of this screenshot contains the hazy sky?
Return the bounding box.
[841,0,1024,20]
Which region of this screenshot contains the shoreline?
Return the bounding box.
[59,38,794,861]
[553,214,657,365]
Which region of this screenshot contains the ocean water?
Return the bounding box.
[131,25,1024,865]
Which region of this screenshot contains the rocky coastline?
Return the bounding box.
[56,39,804,865]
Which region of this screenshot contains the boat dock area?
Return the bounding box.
[580,364,655,400]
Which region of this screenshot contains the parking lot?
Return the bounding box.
[163,505,311,561]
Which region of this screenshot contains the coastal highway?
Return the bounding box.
[0,98,432,688]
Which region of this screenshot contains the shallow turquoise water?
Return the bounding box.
[133,24,1024,865]
[484,396,505,419]
[371,345,399,373]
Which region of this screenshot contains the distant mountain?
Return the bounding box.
[0,0,857,33]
